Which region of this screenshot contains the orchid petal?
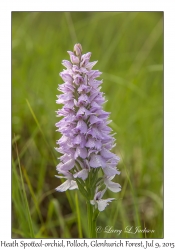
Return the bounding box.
[73,169,88,180]
[104,179,121,193]
[97,198,115,211]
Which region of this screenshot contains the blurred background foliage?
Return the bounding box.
[12,12,163,238]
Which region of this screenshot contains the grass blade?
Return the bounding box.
[14,138,35,238]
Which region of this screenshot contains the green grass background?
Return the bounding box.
[12,12,163,238]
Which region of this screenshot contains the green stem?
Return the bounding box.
[87,201,97,238]
[75,192,83,238]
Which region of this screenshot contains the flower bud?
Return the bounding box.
[74,43,82,57]
[70,55,79,64]
[62,60,72,69]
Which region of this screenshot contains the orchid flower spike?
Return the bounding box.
[55,43,121,211]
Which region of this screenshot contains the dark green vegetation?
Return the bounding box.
[12,12,163,238]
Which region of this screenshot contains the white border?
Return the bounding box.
[0,0,175,243]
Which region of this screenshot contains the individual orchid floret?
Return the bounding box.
[73,160,89,181]
[55,171,78,192]
[90,188,115,212]
[73,169,88,180]
[104,175,121,192]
